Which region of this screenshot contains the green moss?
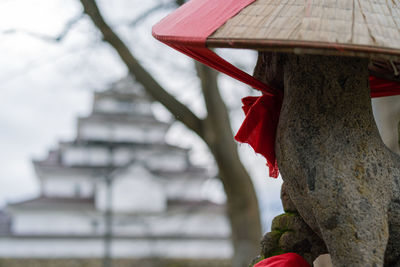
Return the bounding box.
[284,211,298,216]
[249,255,265,267]
[271,213,297,232]
[260,230,287,260]
[253,247,288,266]
[269,230,284,241]
[266,247,286,257]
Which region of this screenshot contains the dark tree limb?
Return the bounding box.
[79,0,204,137]
[79,0,263,264]
[195,62,261,266]
[175,0,186,6]
[78,1,263,265]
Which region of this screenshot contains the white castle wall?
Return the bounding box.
[42,176,94,198]
[93,97,153,116]
[10,210,97,235]
[77,121,167,143]
[0,237,232,259]
[9,208,230,238]
[62,146,109,166]
[95,165,166,213]
[164,177,206,201]
[60,144,188,171]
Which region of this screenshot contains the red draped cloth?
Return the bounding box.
[153,0,400,178]
[254,253,311,267]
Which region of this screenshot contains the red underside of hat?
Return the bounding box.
[153,0,400,178]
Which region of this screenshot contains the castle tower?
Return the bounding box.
[1,76,232,262]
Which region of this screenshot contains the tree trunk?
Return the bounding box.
[275,54,400,266]
[78,1,262,265]
[195,62,261,266]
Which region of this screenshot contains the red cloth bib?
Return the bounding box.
[254,253,311,267]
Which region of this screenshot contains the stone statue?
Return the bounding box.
[255,52,400,267]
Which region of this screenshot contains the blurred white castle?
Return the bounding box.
[0,77,232,259]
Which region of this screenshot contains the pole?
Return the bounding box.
[103,143,114,267]
[103,174,113,267]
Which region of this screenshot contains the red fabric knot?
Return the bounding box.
[235,92,283,178]
[254,253,311,267]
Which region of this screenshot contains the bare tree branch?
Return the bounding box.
[2,13,84,43]
[194,61,262,266]
[128,2,176,27]
[78,1,262,264]
[79,0,204,137]
[175,0,186,6]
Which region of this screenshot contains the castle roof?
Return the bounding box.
[7,196,95,210]
[77,113,170,127]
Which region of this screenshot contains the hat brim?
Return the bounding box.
[206,0,400,60]
[207,38,400,60]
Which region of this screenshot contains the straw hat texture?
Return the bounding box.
[207,0,400,59]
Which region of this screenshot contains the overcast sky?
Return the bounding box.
[0,0,283,230]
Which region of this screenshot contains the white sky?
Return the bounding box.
[0,0,282,230]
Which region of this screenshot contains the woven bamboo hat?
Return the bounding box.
[206,0,400,59]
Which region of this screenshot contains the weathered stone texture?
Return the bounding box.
[281,182,297,213]
[256,184,327,266]
[259,211,327,264]
[273,54,400,266]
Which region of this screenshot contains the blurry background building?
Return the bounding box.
[0,77,232,264]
